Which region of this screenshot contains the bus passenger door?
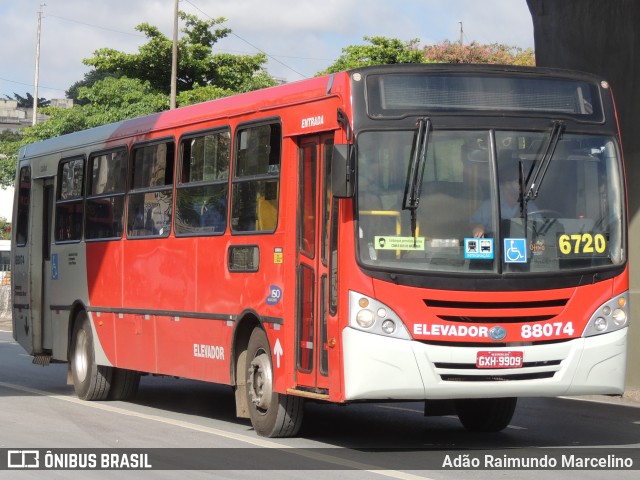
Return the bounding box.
[295,134,334,394]
[12,173,54,356]
[40,178,55,351]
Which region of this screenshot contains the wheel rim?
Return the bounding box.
[248,351,273,413]
[74,328,89,383]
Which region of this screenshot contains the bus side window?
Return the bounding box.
[55,157,85,242]
[127,141,175,238]
[15,166,31,247]
[231,122,281,233]
[86,149,127,240]
[175,129,230,236]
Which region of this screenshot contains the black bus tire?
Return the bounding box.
[455,397,517,432]
[245,328,303,437]
[108,368,140,401]
[70,311,112,401]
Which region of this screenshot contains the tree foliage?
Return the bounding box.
[423,40,535,66]
[66,70,113,106]
[84,12,275,95]
[318,37,534,75]
[0,12,277,186]
[318,36,425,74]
[0,130,24,187]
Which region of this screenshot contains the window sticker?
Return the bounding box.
[504,238,527,263]
[374,236,425,251]
[464,238,494,260]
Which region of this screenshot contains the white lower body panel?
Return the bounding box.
[342,327,627,401]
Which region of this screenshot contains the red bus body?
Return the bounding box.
[12,65,629,437]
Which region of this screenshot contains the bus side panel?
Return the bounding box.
[11,233,35,354]
[118,237,195,373]
[156,316,232,383]
[86,241,123,364]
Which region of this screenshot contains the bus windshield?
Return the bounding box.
[356,129,625,275]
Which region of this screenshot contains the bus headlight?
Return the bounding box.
[583,292,629,337]
[594,317,607,332]
[356,309,376,329]
[381,319,397,334]
[349,291,411,340]
[612,309,627,326]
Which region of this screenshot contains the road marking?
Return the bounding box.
[0,380,433,480]
[559,395,640,409]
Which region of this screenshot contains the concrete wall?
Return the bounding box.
[527,0,639,389]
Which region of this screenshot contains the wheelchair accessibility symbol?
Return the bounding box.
[504,238,527,263]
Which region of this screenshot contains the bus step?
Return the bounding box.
[286,388,330,400]
[32,355,52,366]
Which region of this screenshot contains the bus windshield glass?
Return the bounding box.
[356,130,624,275]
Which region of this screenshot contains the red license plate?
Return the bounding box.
[476,351,524,369]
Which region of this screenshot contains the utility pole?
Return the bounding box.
[32,4,46,126]
[170,0,179,110]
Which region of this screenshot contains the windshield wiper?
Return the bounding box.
[523,120,565,206]
[402,118,431,245]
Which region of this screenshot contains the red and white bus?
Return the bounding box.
[11,64,629,437]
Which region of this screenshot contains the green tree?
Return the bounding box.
[318,36,425,74]
[423,41,535,66]
[0,130,24,187]
[0,217,10,240]
[66,70,112,106]
[0,12,279,186]
[84,12,276,95]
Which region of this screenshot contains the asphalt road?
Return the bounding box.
[0,326,639,480]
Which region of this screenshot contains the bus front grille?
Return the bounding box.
[423,297,569,323]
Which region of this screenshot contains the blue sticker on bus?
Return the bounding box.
[464,238,494,260]
[266,285,282,305]
[51,254,58,280]
[504,238,527,263]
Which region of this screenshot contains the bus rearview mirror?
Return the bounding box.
[331,144,354,198]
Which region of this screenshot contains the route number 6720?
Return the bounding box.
[558,233,606,255]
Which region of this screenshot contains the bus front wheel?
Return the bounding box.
[245,328,303,437]
[70,312,112,401]
[455,397,517,432]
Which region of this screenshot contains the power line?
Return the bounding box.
[182,0,309,79]
[0,76,66,94]
[46,14,146,38]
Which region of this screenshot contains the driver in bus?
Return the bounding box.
[470,164,539,238]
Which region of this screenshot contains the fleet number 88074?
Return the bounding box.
[521,322,575,339]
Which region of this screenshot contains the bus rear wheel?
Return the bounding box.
[245,328,303,437]
[455,397,517,432]
[70,312,112,401]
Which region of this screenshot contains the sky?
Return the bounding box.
[0,0,535,101]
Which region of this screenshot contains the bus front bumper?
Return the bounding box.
[342,327,627,401]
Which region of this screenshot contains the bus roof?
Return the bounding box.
[18,72,342,160]
[18,64,610,161]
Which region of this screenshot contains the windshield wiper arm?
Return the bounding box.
[402,118,431,244]
[524,120,565,203]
